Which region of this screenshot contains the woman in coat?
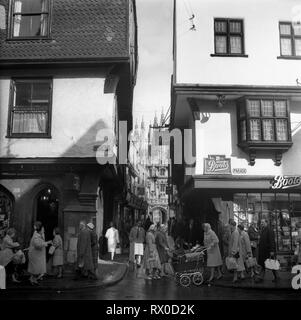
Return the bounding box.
[228,220,245,283]
[129,220,146,269]
[155,224,170,276]
[0,228,24,283]
[51,227,63,278]
[143,224,161,279]
[238,224,254,278]
[28,222,52,285]
[203,223,223,283]
[296,223,301,264]
[105,222,119,261]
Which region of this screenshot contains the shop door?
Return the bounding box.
[36,187,59,242]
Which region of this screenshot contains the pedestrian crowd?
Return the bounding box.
[125,216,301,284]
[1,215,301,287]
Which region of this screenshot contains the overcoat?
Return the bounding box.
[143,231,161,270]
[28,231,48,275]
[0,235,20,267]
[229,229,245,272]
[105,227,119,253]
[240,230,252,260]
[258,226,276,268]
[129,226,145,262]
[204,229,223,267]
[52,234,63,267]
[77,228,94,272]
[155,230,169,264]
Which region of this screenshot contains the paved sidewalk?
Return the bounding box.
[4,259,128,291]
[203,270,293,290]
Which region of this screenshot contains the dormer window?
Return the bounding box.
[237,97,293,166]
[10,0,51,39]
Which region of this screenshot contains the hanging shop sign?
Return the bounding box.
[270,176,301,189]
[204,155,231,175]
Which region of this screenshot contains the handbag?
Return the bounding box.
[48,245,56,255]
[115,245,122,254]
[264,258,280,270]
[226,257,238,270]
[245,257,256,268]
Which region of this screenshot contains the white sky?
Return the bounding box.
[133,0,174,127]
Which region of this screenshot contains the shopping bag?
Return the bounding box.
[245,257,256,268]
[115,245,122,255]
[48,246,56,255]
[0,265,5,289]
[226,257,238,270]
[264,259,280,270]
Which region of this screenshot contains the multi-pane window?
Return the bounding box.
[279,22,301,57]
[8,79,52,137]
[160,184,166,193]
[214,19,245,55]
[10,0,50,38]
[238,98,291,143]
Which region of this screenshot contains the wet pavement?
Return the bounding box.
[1,269,300,300]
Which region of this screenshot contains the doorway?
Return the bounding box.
[36,187,59,242]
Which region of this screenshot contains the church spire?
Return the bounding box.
[160,108,165,126]
[141,117,145,130]
[153,113,158,127]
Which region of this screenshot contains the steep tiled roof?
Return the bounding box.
[0,0,130,63]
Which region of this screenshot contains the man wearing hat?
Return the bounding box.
[87,222,98,279]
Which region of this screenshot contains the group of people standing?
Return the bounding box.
[128,220,173,280]
[0,221,64,285]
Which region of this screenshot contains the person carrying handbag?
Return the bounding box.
[228,220,245,283]
[255,219,279,283]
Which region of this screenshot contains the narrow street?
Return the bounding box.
[1,270,300,300]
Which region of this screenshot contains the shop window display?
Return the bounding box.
[233,192,301,269]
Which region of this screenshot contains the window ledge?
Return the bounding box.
[277,56,301,60]
[6,37,52,42]
[6,135,52,139]
[210,54,248,58]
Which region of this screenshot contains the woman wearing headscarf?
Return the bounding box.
[143,224,161,279]
[238,224,254,278]
[229,220,245,283]
[155,224,170,277]
[203,223,223,283]
[28,221,52,285]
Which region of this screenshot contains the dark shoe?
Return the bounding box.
[272,277,279,283]
[254,277,263,283]
[216,275,223,280]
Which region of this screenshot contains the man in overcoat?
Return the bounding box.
[256,219,279,282]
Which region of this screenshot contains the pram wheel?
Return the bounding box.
[179,274,191,287]
[192,272,203,286]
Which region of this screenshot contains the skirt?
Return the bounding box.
[134,243,144,256]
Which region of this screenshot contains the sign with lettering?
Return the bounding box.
[232,168,247,175]
[204,155,231,175]
[271,176,301,189]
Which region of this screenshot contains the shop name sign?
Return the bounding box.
[271,176,301,189]
[204,155,231,175]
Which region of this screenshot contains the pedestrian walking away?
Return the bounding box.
[203,223,223,283]
[129,220,146,271]
[105,222,120,261]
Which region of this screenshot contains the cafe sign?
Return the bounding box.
[271,176,301,189]
[204,155,231,175]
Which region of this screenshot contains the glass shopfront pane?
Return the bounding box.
[247,193,261,226]
[290,194,301,252]
[261,193,274,224]
[233,194,247,226]
[275,193,291,252]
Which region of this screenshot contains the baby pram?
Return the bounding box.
[171,245,207,287]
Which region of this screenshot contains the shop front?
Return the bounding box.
[186,174,301,270]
